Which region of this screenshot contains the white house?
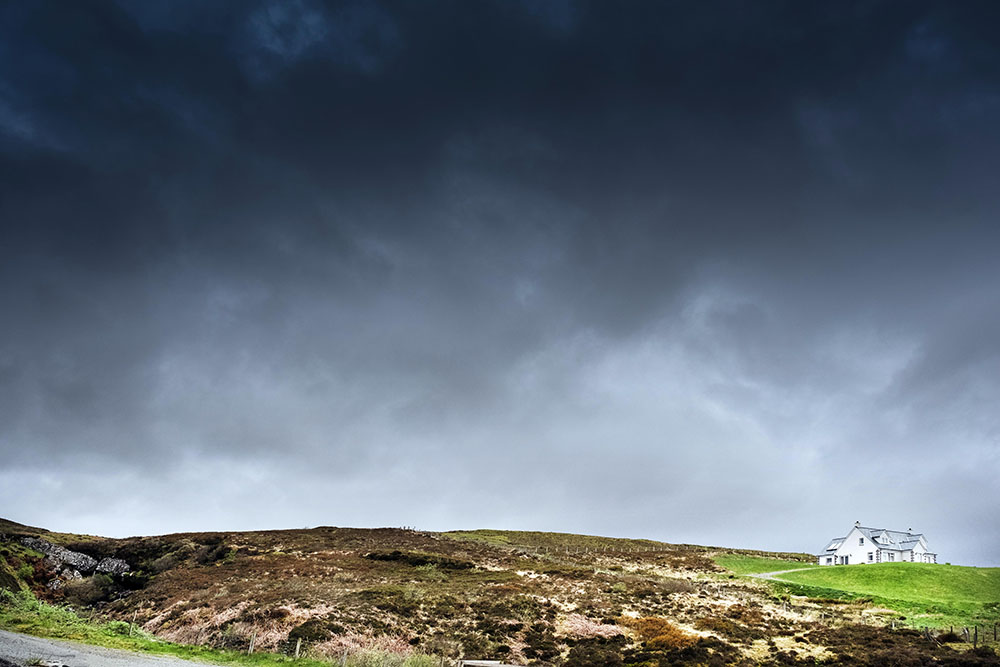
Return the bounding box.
[817,522,937,565]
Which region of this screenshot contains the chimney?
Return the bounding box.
[855,520,860,527]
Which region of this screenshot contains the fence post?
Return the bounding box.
[129,609,137,637]
[249,632,256,654]
[295,638,302,658]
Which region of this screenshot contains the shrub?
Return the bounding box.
[694,615,764,642]
[725,604,764,625]
[105,620,131,636]
[363,551,473,571]
[522,623,560,662]
[622,616,697,650]
[659,577,695,595]
[150,552,183,573]
[194,543,230,565]
[695,616,734,634]
[558,613,623,639]
[564,641,624,666]
[116,571,150,590]
[0,565,20,592]
[63,575,113,606]
[289,617,346,642]
[647,624,697,650]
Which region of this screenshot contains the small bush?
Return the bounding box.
[726,604,764,625]
[289,617,346,642]
[363,551,473,571]
[105,620,131,636]
[193,543,230,565]
[64,575,112,606]
[150,553,183,574]
[522,622,560,662]
[116,571,150,590]
[564,641,624,666]
[647,624,697,650]
[622,616,698,650]
[659,577,695,594]
[695,616,734,634]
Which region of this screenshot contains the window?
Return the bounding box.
[826,557,832,565]
[887,552,895,562]
[868,552,873,562]
[859,537,864,545]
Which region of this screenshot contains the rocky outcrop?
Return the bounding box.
[21,537,99,574]
[96,557,130,575]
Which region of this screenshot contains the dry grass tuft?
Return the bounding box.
[556,613,623,638]
[620,616,698,649]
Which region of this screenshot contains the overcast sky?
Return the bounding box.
[1,1,998,566]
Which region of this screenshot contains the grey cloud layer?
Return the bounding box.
[1,1,998,564]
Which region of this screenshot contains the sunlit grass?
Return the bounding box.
[714,554,819,575]
[772,563,1000,628]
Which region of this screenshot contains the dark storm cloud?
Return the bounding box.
[2,1,999,564]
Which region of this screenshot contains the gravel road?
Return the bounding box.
[0,630,223,667]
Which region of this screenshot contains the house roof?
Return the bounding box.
[818,525,932,556]
[821,537,845,552]
[856,526,925,549]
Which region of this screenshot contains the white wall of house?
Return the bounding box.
[824,527,877,565]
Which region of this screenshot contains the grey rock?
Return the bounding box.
[95,558,129,575]
[46,578,64,591]
[21,538,97,574]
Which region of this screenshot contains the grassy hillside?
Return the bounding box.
[773,563,1000,628]
[714,555,820,575]
[777,563,1000,605]
[2,519,997,666]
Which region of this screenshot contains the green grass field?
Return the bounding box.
[714,554,820,575]
[776,563,1000,606]
[773,563,1000,629]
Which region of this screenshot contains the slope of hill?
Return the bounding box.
[1,519,997,666]
[776,563,1000,605]
[769,562,1000,629]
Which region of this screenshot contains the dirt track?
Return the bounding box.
[0,629,221,667]
[746,568,815,581]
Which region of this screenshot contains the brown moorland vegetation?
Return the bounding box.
[1,518,996,666]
